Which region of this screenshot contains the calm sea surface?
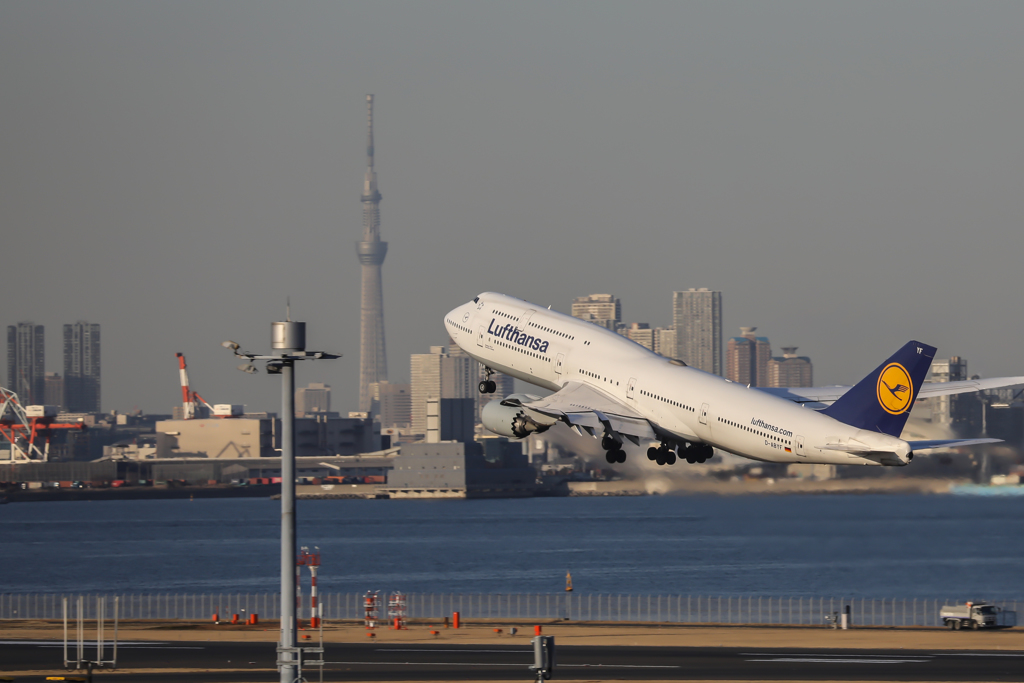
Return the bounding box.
[3,494,1024,599]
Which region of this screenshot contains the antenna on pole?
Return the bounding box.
[366,94,375,169]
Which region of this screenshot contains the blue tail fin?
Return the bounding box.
[821,341,936,437]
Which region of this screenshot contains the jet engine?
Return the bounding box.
[481,394,557,439]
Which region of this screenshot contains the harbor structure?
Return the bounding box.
[356,94,389,413]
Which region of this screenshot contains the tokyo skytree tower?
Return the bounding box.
[356,94,388,412]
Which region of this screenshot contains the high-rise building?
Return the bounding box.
[726,327,772,386]
[571,294,621,330]
[620,322,653,350]
[44,373,64,408]
[654,327,676,358]
[374,381,412,429]
[410,346,475,435]
[296,382,331,416]
[7,322,45,404]
[673,289,722,375]
[766,347,813,388]
[929,356,969,429]
[63,321,101,412]
[356,94,389,413]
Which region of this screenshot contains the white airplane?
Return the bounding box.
[445,292,1024,467]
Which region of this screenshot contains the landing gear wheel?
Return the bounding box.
[666,451,677,465]
[601,435,618,451]
[605,451,617,464]
[655,452,666,466]
[647,447,659,461]
[613,449,626,463]
[479,367,497,394]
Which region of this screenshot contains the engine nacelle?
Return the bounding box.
[481,394,556,439]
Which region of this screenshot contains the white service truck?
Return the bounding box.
[940,602,1014,630]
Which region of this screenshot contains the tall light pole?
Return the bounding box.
[223,315,339,683]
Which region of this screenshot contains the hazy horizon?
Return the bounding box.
[3,2,1023,414]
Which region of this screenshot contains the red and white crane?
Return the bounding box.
[176,353,213,420]
[0,387,85,461]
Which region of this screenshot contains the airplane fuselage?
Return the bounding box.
[445,292,910,467]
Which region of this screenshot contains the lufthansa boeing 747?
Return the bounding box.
[445,292,1024,467]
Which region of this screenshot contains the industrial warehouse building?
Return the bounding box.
[154,413,379,459]
[383,441,537,499]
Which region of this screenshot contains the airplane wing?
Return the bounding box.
[758,377,1024,407]
[501,381,658,445]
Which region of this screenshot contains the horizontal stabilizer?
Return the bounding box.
[908,438,1002,451]
[817,442,877,455]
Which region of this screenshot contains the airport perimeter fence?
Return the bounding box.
[0,593,1019,628]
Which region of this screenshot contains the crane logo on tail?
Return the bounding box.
[877,363,913,415]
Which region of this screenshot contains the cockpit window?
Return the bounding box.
[473,297,479,303]
[668,359,687,366]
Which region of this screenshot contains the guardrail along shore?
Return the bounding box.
[2,593,1019,628]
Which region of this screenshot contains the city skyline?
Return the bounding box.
[3,3,1024,414]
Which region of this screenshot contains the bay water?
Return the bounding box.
[3,494,1023,599]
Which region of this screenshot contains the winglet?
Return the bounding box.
[821,341,936,437]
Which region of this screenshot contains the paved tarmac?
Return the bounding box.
[4,638,1024,682]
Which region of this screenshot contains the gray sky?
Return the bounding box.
[3,1,1023,415]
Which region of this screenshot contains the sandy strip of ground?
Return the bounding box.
[3,619,1024,651]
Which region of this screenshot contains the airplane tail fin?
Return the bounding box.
[821,341,936,437]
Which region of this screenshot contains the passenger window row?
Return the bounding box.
[640,390,695,412]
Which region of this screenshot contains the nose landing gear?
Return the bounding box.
[478,367,497,394]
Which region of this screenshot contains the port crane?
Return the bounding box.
[176,352,214,419]
[0,387,86,461]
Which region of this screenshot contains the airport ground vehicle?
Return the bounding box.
[940,602,1015,630]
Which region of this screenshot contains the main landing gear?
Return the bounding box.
[602,435,626,464]
[644,442,716,466]
[681,443,714,464]
[647,443,677,466]
[478,367,497,394]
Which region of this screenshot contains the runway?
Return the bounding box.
[3,639,1024,681]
